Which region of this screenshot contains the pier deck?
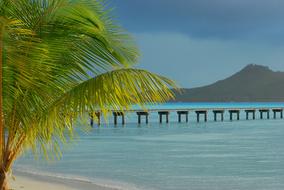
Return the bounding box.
[89,107,284,125]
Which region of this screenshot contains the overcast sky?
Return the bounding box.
[108,0,284,88]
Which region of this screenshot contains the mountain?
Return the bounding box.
[173,64,284,102]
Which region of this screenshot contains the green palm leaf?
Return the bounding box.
[0,0,177,188]
[52,68,176,115]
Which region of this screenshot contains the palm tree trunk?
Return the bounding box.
[0,23,7,190]
[0,26,3,159]
[0,170,8,190]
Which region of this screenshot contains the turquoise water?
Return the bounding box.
[15,103,284,190]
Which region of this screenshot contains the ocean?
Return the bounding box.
[15,103,284,190]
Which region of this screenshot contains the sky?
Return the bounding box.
[108,0,284,88]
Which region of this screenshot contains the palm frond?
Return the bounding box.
[53,68,176,114]
[0,0,177,170]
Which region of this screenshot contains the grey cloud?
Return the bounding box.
[134,33,284,87]
[109,0,284,42]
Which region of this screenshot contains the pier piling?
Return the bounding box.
[90,112,101,126]
[95,106,284,125]
[259,109,270,119]
[229,110,240,121]
[245,109,255,120]
[195,110,207,122]
[113,111,125,125]
[158,111,170,123]
[177,111,189,123]
[272,108,283,119]
[90,114,93,126]
[213,110,224,121]
[137,111,149,124]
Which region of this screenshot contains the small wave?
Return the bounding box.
[14,166,142,190]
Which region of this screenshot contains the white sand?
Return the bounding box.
[10,171,118,190]
[10,175,78,190]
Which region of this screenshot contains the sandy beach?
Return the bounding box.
[10,171,118,190]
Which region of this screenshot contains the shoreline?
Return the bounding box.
[10,170,122,190]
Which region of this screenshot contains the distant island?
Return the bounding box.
[172,64,284,102]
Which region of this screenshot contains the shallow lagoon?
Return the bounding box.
[15,103,284,190]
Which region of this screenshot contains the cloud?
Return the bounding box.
[109,0,284,43]
[105,1,284,87]
[134,32,284,87]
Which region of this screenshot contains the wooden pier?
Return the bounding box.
[158,111,170,123]
[213,110,224,121]
[272,108,283,119]
[177,111,189,123]
[229,109,240,121]
[259,109,270,119]
[113,111,125,125]
[195,110,207,122]
[137,111,149,124]
[245,109,256,120]
[89,112,101,126]
[89,107,284,126]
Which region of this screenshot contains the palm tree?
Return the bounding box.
[0,0,176,189]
